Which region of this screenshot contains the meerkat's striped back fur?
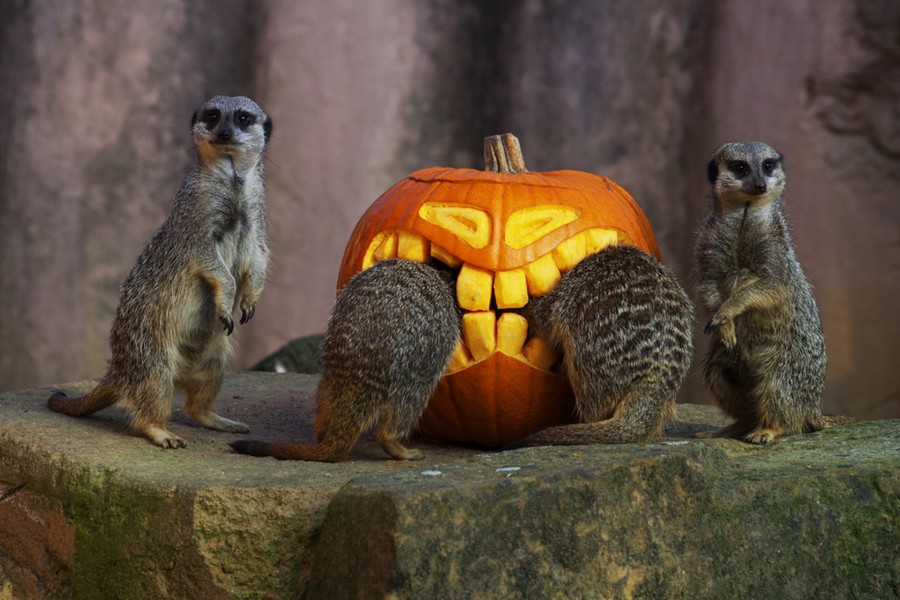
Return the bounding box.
[520,244,694,446]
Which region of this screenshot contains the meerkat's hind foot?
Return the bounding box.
[373,423,423,460]
[744,426,784,445]
[377,436,423,461]
[142,425,187,449]
[186,409,250,433]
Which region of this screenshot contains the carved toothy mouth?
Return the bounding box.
[361,227,627,374]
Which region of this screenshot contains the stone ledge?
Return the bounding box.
[0,373,896,599]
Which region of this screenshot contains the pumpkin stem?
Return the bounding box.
[484,133,527,174]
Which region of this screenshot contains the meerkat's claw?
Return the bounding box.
[221,316,235,335]
[704,320,717,335]
[240,306,255,324]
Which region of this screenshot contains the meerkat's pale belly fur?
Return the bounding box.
[698,209,825,431]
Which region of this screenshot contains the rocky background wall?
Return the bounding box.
[1,0,897,418]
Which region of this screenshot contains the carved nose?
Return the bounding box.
[218,127,233,141]
[754,182,767,194]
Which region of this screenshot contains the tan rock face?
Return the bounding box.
[0,485,74,599]
[0,1,897,420]
[2,374,895,598]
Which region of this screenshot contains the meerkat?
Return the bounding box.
[231,259,460,462]
[250,333,324,374]
[695,141,826,444]
[48,95,272,449]
[518,244,694,447]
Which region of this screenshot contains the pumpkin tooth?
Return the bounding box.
[494,268,529,309]
[362,231,391,270]
[373,231,399,262]
[462,311,496,361]
[551,231,588,272]
[397,230,430,263]
[430,243,462,268]
[522,336,560,371]
[456,263,494,311]
[445,339,472,374]
[497,313,528,356]
[522,253,561,296]
[584,228,620,254]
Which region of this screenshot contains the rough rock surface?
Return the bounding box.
[0,373,896,599]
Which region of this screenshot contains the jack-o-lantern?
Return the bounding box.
[337,134,660,448]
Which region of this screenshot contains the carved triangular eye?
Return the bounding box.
[418,203,491,249]
[505,206,580,250]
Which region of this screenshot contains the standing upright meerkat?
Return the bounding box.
[695,141,826,444]
[518,244,695,447]
[231,259,460,462]
[48,95,272,449]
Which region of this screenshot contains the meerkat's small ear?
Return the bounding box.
[707,160,718,184]
[191,109,200,128]
[263,117,273,143]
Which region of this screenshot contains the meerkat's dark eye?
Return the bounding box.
[727,161,749,178]
[201,109,220,127]
[235,111,256,129]
[762,159,776,175]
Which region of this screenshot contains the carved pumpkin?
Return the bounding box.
[336,134,660,447]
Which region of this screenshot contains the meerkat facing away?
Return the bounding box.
[695,141,826,444]
[48,95,272,448]
[231,259,461,462]
[517,244,694,447]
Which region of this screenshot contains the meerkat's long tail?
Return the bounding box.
[515,389,676,447]
[229,436,356,463]
[47,381,117,416]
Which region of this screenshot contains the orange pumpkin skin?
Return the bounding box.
[416,354,577,448]
[336,138,660,448]
[338,166,659,281]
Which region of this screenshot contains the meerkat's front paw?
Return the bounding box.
[240,304,256,325]
[239,292,260,325]
[220,314,235,335]
[706,314,737,351]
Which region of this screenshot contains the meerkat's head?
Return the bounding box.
[707,141,785,209]
[191,95,273,170]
